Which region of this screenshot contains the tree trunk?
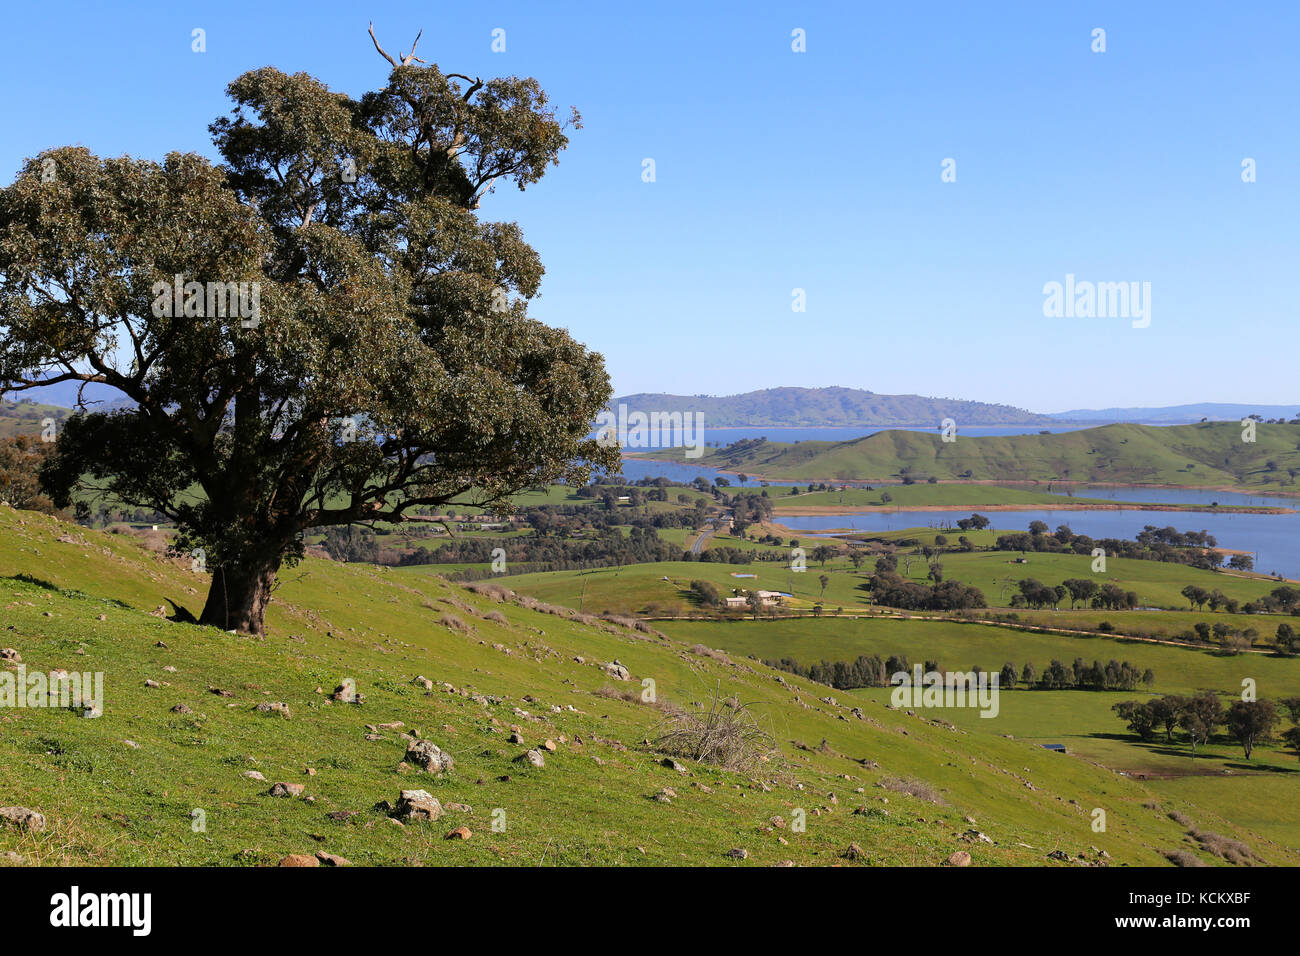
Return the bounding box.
[201,558,281,636]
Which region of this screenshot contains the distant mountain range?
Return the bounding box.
[1048,403,1300,423]
[8,381,1299,430]
[610,387,1053,427]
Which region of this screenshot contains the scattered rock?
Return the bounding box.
[946,851,972,867]
[726,848,749,860]
[601,661,630,680]
[243,770,266,782]
[1,851,23,865]
[515,749,545,768]
[171,703,192,714]
[394,789,443,821]
[315,852,351,866]
[842,842,865,861]
[0,807,45,832]
[331,683,363,704]
[444,826,472,840]
[405,739,454,775]
[254,701,290,718]
[541,739,557,752]
[661,757,686,773]
[278,854,319,867]
[268,782,305,798]
[0,648,20,663]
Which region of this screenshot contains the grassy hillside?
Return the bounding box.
[499,548,1285,625]
[612,386,1052,427]
[0,505,1282,866]
[0,399,71,438]
[640,422,1300,492]
[668,616,1300,854]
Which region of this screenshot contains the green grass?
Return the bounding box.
[2,504,1283,866]
[0,400,72,439]
[494,544,1285,629]
[666,615,1300,854]
[639,421,1300,493]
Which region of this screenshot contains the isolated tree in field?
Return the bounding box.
[0,31,617,635]
[818,573,829,599]
[1276,622,1298,655]
[999,662,1017,689]
[1178,692,1224,758]
[1225,700,1279,760]
[1282,726,1300,761]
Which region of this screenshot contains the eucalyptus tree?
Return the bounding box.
[0,28,616,634]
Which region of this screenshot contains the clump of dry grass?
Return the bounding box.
[482,609,509,625]
[688,643,732,665]
[593,685,647,705]
[1190,829,1260,865]
[653,687,774,772]
[438,595,477,616]
[436,612,472,633]
[464,581,513,602]
[878,776,947,806]
[1167,810,1192,827]
[602,613,666,639]
[1163,849,1207,867]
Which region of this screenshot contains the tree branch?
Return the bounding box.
[369,22,426,68]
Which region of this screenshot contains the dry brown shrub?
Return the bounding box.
[653,687,774,772]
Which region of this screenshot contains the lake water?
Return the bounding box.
[610,429,1300,577]
[774,499,1300,580]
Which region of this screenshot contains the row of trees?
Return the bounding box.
[994,522,1228,571]
[1012,577,1139,611]
[1113,693,1297,760]
[765,654,1153,692]
[866,569,987,611]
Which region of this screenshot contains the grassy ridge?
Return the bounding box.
[667,616,1300,853]
[0,505,1276,866]
[640,422,1300,492]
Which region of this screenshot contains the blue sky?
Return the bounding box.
[2,1,1297,412]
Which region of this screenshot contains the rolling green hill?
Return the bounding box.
[0,504,1284,866]
[0,399,71,439]
[639,422,1300,491]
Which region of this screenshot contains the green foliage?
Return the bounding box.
[0,58,616,633]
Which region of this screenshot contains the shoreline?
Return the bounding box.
[622,453,1300,500]
[771,502,1295,516]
